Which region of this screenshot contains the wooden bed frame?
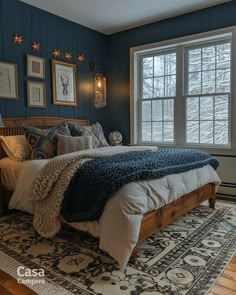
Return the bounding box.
[0,116,216,259]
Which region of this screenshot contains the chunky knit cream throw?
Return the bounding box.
[31,146,156,237]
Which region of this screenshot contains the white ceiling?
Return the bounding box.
[20,0,231,35]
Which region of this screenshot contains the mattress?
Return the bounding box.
[0,157,24,190]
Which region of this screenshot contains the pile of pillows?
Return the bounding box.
[0,121,109,161]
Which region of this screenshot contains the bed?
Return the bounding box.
[0,116,221,270]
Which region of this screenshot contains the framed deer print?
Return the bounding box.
[51,60,77,106]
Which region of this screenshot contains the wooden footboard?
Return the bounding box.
[130,183,215,261]
[139,183,215,241]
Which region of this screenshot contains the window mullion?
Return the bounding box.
[175,46,184,145]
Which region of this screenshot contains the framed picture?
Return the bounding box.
[27,54,45,79]
[51,60,77,106]
[0,61,18,99]
[27,81,46,108]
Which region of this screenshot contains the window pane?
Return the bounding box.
[215,121,228,144]
[187,121,199,143]
[163,99,174,121]
[143,78,153,98]
[152,100,162,121]
[188,72,201,95]
[215,95,228,120]
[142,101,151,121]
[216,69,230,92]
[154,55,164,76]
[152,122,162,141]
[142,122,151,141]
[202,46,215,71]
[187,97,199,120]
[163,122,174,142]
[200,121,213,144]
[165,53,176,75]
[216,43,230,69]
[154,77,164,97]
[200,96,213,120]
[143,57,153,78]
[202,71,215,94]
[188,48,201,72]
[165,75,176,97]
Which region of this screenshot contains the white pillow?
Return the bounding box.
[0,135,31,161]
[57,134,93,155]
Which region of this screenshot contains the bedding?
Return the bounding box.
[67,121,109,148]
[62,149,218,222]
[9,158,49,214]
[0,157,24,190]
[57,134,93,155]
[9,146,221,270]
[81,122,109,148]
[0,135,31,161]
[66,122,83,136]
[23,122,71,159]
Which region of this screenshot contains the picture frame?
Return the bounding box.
[51,60,77,106]
[0,61,18,99]
[27,81,46,108]
[27,54,45,79]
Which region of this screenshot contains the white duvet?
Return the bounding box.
[10,147,221,270]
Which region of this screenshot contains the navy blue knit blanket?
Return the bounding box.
[61,148,219,222]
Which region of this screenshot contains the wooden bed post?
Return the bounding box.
[129,247,138,263]
[208,183,216,209]
[209,192,216,209]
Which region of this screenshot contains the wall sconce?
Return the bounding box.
[94,73,107,108]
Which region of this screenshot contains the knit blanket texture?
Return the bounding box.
[30,146,157,237]
[61,148,219,222]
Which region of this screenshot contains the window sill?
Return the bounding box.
[134,142,236,156]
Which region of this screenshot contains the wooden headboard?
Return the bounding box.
[0,116,89,159]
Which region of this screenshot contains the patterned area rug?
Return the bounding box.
[0,202,235,295]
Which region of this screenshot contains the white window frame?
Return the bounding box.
[130,26,236,153]
[184,39,231,147]
[140,50,176,144]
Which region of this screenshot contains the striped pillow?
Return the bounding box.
[57,134,93,155]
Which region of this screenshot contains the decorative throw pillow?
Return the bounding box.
[0,135,31,161]
[66,122,83,136]
[57,134,93,155]
[23,122,71,159]
[82,122,109,148]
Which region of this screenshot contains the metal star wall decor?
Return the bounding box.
[52,49,61,58]
[13,34,23,45]
[32,42,41,52]
[65,51,72,61]
[77,53,85,62]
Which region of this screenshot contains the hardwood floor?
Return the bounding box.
[0,270,37,295]
[209,255,236,295]
[0,255,235,294]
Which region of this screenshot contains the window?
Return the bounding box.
[141,53,176,143]
[185,42,230,145]
[132,28,234,148]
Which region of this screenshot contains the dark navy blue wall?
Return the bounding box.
[0,0,108,128]
[106,1,236,144]
[1,1,236,142]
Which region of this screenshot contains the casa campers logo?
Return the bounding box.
[17,266,45,286]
